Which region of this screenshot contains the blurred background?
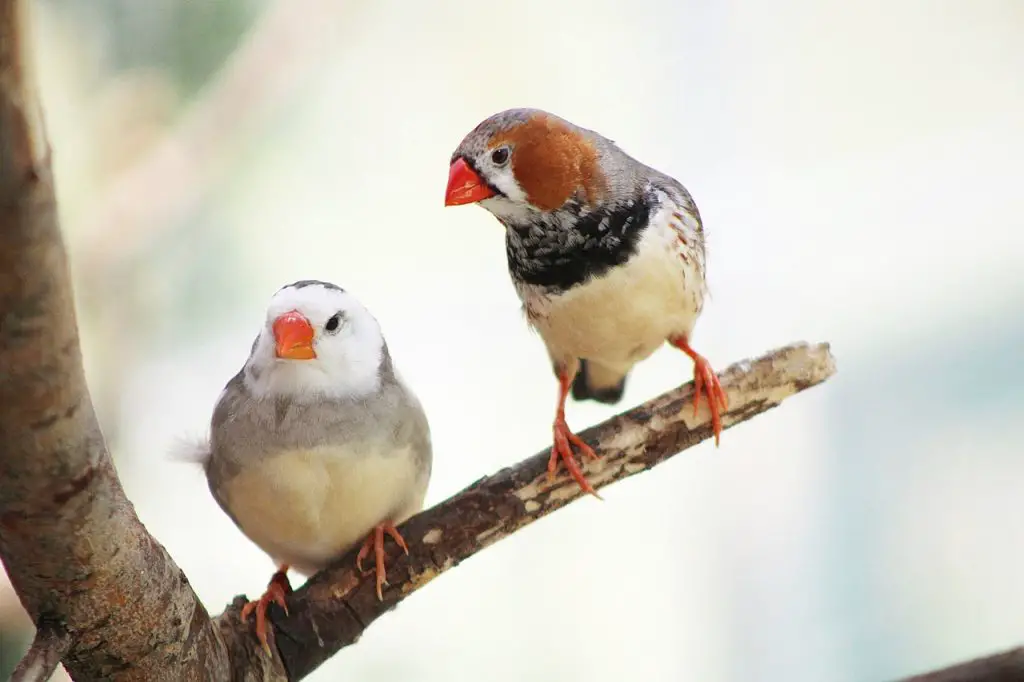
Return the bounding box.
[1,0,1022,680]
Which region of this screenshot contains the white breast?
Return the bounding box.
[518,201,706,371]
[221,444,426,575]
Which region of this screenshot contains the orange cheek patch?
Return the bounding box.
[491,113,607,211]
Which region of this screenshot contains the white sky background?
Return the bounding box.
[7,0,1024,680]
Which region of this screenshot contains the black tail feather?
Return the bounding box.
[571,359,627,405]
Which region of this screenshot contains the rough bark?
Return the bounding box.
[897,647,1024,682]
[0,1,227,679]
[9,618,71,682]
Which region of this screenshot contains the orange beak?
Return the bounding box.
[272,310,316,360]
[445,157,496,206]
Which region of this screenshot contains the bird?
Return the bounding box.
[443,108,727,497]
[196,279,432,653]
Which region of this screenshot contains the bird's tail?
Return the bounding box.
[168,433,213,471]
[571,359,628,405]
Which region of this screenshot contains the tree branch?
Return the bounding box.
[0,1,228,679]
[896,646,1024,682]
[212,341,837,679]
[9,618,71,682]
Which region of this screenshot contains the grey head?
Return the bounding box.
[446,107,680,220]
[446,108,701,292]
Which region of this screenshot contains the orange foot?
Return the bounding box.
[550,416,601,498]
[547,367,602,499]
[671,337,729,444]
[241,565,291,655]
[356,521,409,601]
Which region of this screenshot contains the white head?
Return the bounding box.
[243,280,385,401]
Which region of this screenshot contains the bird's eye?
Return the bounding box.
[490,146,510,167]
[324,313,342,333]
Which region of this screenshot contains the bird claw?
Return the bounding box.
[672,338,728,445]
[241,568,292,656]
[692,355,728,444]
[548,419,603,499]
[356,522,409,601]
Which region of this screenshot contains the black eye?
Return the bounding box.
[324,313,342,333]
[490,146,510,166]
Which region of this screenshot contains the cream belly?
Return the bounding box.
[221,444,425,575]
[521,223,704,369]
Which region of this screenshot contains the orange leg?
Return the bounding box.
[548,367,602,499]
[670,336,729,445]
[241,565,291,655]
[356,521,410,601]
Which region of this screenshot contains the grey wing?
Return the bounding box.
[379,347,433,484]
[202,369,252,530]
[390,381,433,489]
[382,375,434,518]
[650,172,703,235]
[407,394,433,484]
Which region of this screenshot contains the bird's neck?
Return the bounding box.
[243,356,383,403]
[500,194,654,293]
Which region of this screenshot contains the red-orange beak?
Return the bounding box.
[272,310,316,360]
[445,157,495,206]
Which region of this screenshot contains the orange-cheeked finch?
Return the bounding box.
[444,108,728,497]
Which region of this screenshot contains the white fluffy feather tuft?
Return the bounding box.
[167,432,212,467]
